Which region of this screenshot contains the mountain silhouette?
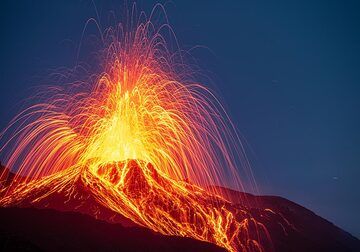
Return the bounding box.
[0,162,359,251]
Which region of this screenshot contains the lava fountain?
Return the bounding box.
[0,6,272,252]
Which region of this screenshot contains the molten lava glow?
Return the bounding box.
[0,7,272,252]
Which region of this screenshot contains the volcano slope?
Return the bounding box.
[0,162,359,252]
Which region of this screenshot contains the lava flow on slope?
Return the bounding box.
[1,159,280,252]
[0,6,278,252]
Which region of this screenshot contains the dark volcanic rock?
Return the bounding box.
[0,207,225,252]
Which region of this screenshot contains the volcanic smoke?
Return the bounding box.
[0,6,274,252]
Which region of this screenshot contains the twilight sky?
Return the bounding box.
[0,1,359,237]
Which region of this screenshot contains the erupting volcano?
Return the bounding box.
[0,7,272,252]
[1,5,359,252]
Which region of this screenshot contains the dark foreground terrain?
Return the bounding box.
[0,207,224,252]
[1,193,359,252]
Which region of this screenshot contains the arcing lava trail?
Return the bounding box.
[0,7,277,252]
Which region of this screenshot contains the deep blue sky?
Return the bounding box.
[0,1,359,237]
